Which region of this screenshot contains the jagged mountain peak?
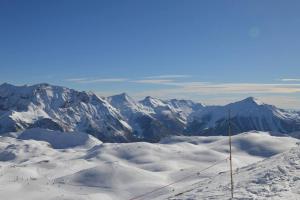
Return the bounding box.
[167,98,205,108]
[1,83,300,141]
[0,82,29,91]
[188,96,300,135]
[108,92,133,103]
[117,92,130,98]
[0,82,72,97]
[196,97,275,119]
[143,96,162,101]
[32,82,51,88]
[107,93,143,112]
[0,83,132,142]
[235,96,264,106]
[108,93,153,117]
[140,96,166,108]
[222,97,273,114]
[0,82,14,87]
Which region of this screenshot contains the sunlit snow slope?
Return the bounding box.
[169,147,300,200]
[0,129,299,200]
[1,83,300,142]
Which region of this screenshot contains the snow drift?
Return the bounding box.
[0,130,299,200]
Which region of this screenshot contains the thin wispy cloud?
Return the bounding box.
[65,75,190,84]
[80,78,128,83]
[280,78,300,82]
[134,82,300,98]
[65,78,87,82]
[65,78,128,83]
[177,82,300,94]
[132,79,175,84]
[144,74,191,79]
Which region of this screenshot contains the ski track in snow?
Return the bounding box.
[168,148,300,200]
[0,129,299,200]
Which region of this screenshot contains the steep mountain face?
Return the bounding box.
[187,97,300,136]
[0,83,132,142]
[139,97,205,137]
[107,93,153,120]
[165,99,204,119]
[107,94,203,142]
[140,96,186,133]
[107,93,169,142]
[141,97,203,122]
[0,83,300,142]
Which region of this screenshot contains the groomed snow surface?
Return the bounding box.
[0,129,299,200]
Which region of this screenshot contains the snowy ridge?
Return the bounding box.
[15,128,102,149]
[0,83,300,142]
[139,96,203,123]
[188,97,300,136]
[0,83,132,142]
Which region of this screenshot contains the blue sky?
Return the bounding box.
[1,0,300,108]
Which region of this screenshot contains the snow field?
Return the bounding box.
[0,129,299,200]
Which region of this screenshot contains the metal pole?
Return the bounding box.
[228,110,234,199]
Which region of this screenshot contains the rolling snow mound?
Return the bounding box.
[10,128,102,149]
[169,147,300,200]
[0,130,299,200]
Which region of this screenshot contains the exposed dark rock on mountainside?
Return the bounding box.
[1,83,300,142]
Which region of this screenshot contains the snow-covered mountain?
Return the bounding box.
[0,83,132,142]
[139,96,196,136]
[107,94,204,141]
[107,93,172,141]
[0,83,300,142]
[188,97,300,136]
[140,96,204,124]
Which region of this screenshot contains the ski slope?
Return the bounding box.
[168,147,300,200]
[0,129,299,200]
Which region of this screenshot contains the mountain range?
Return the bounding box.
[0,83,300,142]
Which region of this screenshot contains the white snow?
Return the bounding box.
[16,128,102,149]
[189,97,300,133]
[0,83,133,141]
[168,147,300,200]
[1,83,300,142]
[0,129,299,200]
